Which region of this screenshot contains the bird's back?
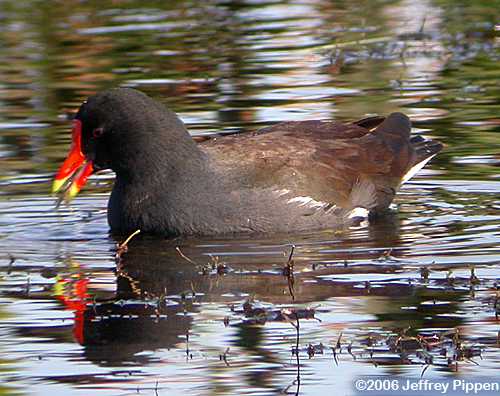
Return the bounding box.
[200,113,441,228]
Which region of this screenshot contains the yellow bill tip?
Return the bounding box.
[65,182,81,201]
[52,178,68,194]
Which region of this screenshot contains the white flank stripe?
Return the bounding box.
[402,154,437,184]
[287,196,327,208]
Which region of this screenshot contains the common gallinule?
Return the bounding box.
[53,88,442,236]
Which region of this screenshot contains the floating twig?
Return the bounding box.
[283,245,296,301]
[348,341,356,360]
[7,254,15,274]
[420,266,430,281]
[175,246,198,265]
[336,332,343,352]
[220,347,230,366]
[469,267,480,285]
[115,229,141,260]
[332,346,338,365]
[421,364,430,378]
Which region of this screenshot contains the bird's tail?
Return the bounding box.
[402,135,443,184]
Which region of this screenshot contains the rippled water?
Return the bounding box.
[0,0,499,395]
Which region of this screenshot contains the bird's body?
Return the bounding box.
[53,88,442,236]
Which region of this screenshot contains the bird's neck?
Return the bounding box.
[108,139,219,235]
[115,136,208,186]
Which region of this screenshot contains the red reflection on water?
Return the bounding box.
[54,273,90,345]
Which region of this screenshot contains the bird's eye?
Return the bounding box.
[92,127,104,138]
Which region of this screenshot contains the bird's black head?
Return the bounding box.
[53,88,200,200]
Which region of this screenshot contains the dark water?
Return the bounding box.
[0,0,499,395]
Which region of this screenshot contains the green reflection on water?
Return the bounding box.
[0,3,498,395]
[0,0,498,193]
[0,303,23,396]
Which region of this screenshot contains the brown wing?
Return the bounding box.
[200,113,439,213]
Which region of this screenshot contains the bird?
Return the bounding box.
[52,88,442,236]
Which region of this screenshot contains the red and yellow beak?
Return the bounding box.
[52,119,94,201]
